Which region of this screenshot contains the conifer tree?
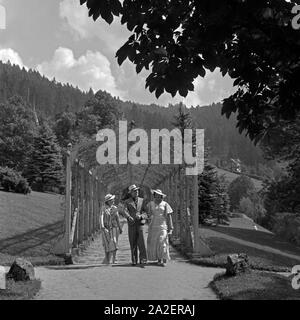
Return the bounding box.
[25,122,63,192]
[173,105,230,224]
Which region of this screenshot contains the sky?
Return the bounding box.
[0,0,236,107]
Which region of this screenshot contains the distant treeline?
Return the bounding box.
[0,60,264,167]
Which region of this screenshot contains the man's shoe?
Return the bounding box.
[140,260,147,267]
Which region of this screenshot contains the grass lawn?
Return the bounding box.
[211,271,300,300]
[192,216,300,272]
[0,278,41,300]
[0,190,65,266]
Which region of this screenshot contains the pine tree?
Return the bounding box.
[172,106,229,224]
[25,123,63,192]
[198,164,230,224]
[172,103,192,134]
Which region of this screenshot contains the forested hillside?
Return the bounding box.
[0,61,263,167]
[0,61,93,116]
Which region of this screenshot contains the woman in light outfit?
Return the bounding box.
[147,189,174,267]
[100,194,123,264]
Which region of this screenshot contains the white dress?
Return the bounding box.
[147,200,173,261]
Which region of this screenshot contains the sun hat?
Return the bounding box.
[151,189,166,198]
[105,194,116,202]
[128,184,140,192]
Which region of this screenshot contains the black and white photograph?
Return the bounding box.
[0,0,300,305]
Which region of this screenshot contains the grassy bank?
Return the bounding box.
[0,252,65,267]
[0,279,41,300]
[0,190,65,266]
[211,271,300,300]
[179,215,300,272]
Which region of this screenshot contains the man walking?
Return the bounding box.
[121,185,148,266]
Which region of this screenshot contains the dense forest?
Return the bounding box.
[0,61,93,116]
[0,61,264,170]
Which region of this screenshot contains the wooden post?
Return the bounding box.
[96,181,100,230]
[185,175,190,250]
[171,172,177,239]
[53,143,72,255]
[89,171,93,236]
[84,171,89,240]
[65,144,72,253]
[79,165,85,243]
[93,177,97,233]
[179,168,184,245]
[73,161,79,248]
[174,169,179,239]
[92,178,96,233]
[193,174,200,254]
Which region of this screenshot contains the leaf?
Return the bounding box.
[198,66,206,78]
[187,82,194,91]
[233,78,241,86]
[136,63,144,74]
[179,87,188,97]
[92,9,101,21]
[116,44,130,65]
[110,0,122,16]
[154,48,168,56]
[155,87,164,99]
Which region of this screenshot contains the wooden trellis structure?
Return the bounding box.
[54,145,212,257]
[154,166,211,256]
[53,144,104,255]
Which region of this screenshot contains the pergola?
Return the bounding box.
[53,143,212,258]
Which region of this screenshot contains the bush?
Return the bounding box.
[239,192,266,224]
[272,213,300,245]
[228,175,255,210]
[0,167,31,194]
[15,179,31,194]
[239,197,255,218]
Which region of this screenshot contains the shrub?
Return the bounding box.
[272,213,300,245]
[239,192,266,224]
[228,175,255,210]
[239,197,255,218]
[15,179,31,195]
[0,167,31,194]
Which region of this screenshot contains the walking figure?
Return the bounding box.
[147,189,174,267]
[120,185,148,266]
[100,194,123,264]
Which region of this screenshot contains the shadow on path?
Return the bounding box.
[0,221,64,255]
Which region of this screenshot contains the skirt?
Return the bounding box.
[102,227,118,253]
[147,226,171,261]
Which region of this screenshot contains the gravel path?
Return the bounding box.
[34,223,222,300]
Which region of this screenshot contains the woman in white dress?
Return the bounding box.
[147,189,174,267]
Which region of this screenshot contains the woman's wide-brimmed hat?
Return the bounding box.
[105,194,115,202]
[151,189,166,198]
[128,184,140,192]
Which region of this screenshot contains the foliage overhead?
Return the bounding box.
[80,0,300,142]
